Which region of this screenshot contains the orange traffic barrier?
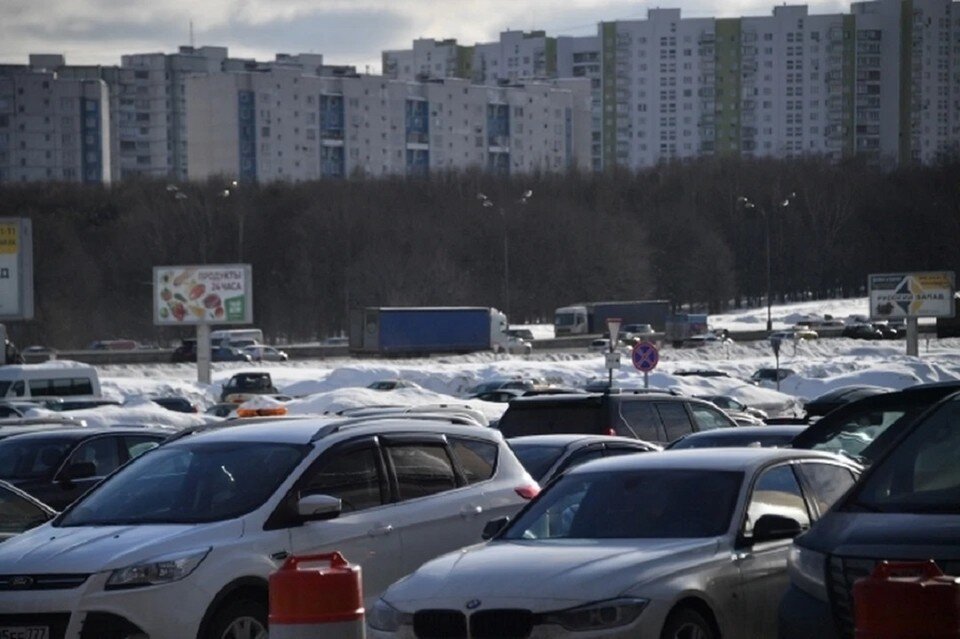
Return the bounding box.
[854,561,960,639]
[269,552,365,639]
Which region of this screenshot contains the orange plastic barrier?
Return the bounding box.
[854,561,960,639]
[269,552,365,638]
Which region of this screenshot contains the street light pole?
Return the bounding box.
[477,190,532,320]
[738,193,795,332]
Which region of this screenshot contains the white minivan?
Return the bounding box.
[0,415,538,639]
[0,363,101,400]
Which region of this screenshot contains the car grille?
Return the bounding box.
[413,609,534,639]
[0,574,90,591]
[0,613,70,639]
[827,556,960,639]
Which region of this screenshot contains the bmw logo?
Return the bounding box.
[466,599,482,610]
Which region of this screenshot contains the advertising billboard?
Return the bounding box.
[868,271,955,319]
[0,218,34,321]
[153,264,252,325]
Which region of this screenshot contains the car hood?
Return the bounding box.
[385,538,720,609]
[800,511,960,560]
[0,519,243,574]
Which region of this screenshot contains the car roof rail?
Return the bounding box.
[310,413,484,442]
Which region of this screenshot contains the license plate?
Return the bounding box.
[0,627,49,639]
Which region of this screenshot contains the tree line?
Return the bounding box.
[2,156,958,348]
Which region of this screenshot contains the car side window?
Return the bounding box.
[386,443,458,500]
[554,447,605,476]
[617,401,661,441]
[744,465,811,537]
[300,446,385,513]
[656,402,695,441]
[123,436,163,460]
[449,437,498,484]
[68,437,122,477]
[0,488,49,534]
[689,404,731,431]
[11,381,24,397]
[794,463,857,516]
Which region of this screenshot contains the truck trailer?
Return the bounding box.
[554,300,671,336]
[349,307,511,355]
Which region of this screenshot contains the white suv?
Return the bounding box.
[0,415,538,639]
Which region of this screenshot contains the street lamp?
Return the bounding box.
[220,180,242,261]
[476,190,533,319]
[737,192,795,332]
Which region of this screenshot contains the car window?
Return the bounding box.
[386,443,458,500]
[852,397,960,513]
[68,437,122,477]
[123,436,163,460]
[744,465,811,537]
[794,462,857,516]
[11,381,25,397]
[689,404,732,431]
[656,402,695,441]
[805,408,909,459]
[554,447,605,476]
[0,438,74,480]
[0,487,49,534]
[617,401,661,441]
[301,446,385,513]
[449,438,498,484]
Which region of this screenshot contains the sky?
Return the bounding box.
[2,0,851,73]
[53,296,959,431]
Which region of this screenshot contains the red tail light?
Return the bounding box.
[606,428,617,436]
[515,484,540,500]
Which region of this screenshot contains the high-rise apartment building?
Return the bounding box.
[185,69,591,182]
[0,55,111,183]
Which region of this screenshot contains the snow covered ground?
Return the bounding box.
[38,297,959,428]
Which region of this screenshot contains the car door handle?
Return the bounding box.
[460,505,483,518]
[368,524,394,537]
[732,551,752,561]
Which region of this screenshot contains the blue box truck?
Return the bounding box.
[349,307,510,356]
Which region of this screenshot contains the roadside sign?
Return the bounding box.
[868,271,955,319]
[632,341,659,373]
[0,218,34,320]
[604,351,621,370]
[154,264,253,325]
[607,317,622,346]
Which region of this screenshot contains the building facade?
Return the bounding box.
[186,69,591,182]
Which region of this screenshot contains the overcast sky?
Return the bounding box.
[2,0,850,73]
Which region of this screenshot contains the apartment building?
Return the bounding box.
[186,68,591,182]
[0,55,111,183]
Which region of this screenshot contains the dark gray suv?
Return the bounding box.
[496,390,737,446]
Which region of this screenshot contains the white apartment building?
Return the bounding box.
[557,36,603,170]
[0,56,111,183]
[382,39,470,82]
[186,69,591,182]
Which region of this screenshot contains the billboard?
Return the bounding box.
[0,218,34,320]
[153,264,252,325]
[868,271,955,319]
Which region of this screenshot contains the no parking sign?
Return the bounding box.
[632,341,659,372]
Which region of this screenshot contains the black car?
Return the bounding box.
[171,338,197,363]
[666,425,807,450]
[150,396,199,413]
[779,388,960,639]
[508,434,659,484]
[496,390,738,446]
[790,381,960,465]
[219,371,279,402]
[841,323,883,340]
[802,385,890,418]
[0,427,171,509]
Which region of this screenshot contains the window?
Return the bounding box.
[386,443,457,500]
[689,404,731,431]
[449,438,497,484]
[744,465,810,536]
[302,446,384,513]
[124,436,162,460]
[69,437,122,477]
[28,377,94,397]
[618,401,661,441]
[795,463,857,515]
[656,402,694,441]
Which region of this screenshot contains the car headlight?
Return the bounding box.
[367,598,412,632]
[105,548,210,590]
[788,544,828,601]
[541,597,649,631]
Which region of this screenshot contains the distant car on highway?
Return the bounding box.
[242,345,289,362]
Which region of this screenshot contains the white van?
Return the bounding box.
[209,328,264,347]
[0,363,101,399]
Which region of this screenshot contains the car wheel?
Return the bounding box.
[660,606,716,639]
[206,597,268,639]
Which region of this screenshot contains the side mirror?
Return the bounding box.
[481,516,510,540]
[297,494,342,521]
[752,514,804,543]
[60,461,97,482]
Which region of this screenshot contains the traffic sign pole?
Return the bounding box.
[632,341,660,392]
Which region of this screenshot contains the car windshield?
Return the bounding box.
[508,442,566,482]
[0,437,74,480]
[57,441,309,526]
[501,469,743,539]
[850,396,960,514]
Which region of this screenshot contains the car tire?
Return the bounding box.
[660,606,716,639]
[206,596,268,639]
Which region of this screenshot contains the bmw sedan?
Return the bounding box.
[369,448,860,639]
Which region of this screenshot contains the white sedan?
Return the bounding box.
[368,448,860,639]
[242,345,289,361]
